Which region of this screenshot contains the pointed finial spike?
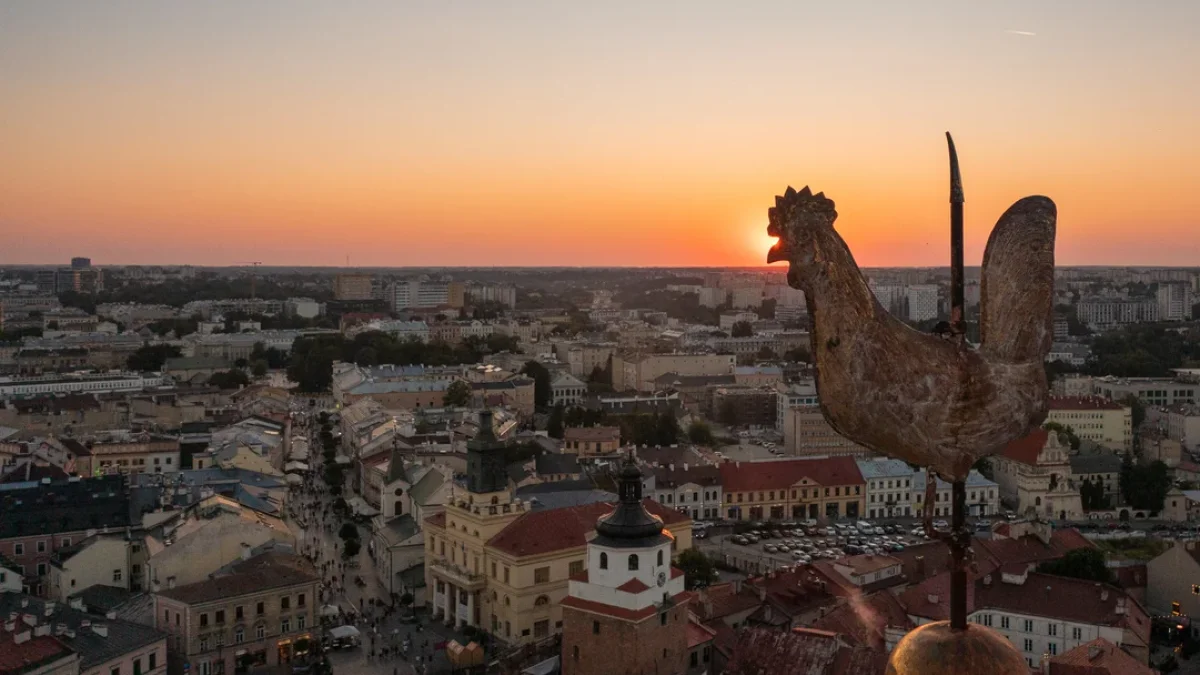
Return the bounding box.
[799,186,812,197]
[775,195,785,208]
[785,186,797,198]
[947,132,964,204]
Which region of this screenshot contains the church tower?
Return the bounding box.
[429,409,527,629]
[561,457,689,675]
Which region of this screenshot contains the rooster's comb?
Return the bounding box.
[769,185,837,229]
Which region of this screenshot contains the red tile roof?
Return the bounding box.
[698,582,763,621]
[1000,429,1049,465]
[425,512,446,529]
[561,590,693,622]
[1051,396,1126,411]
[901,570,1151,645]
[486,498,688,558]
[719,456,865,492]
[812,591,914,652]
[686,619,717,649]
[1047,638,1156,675]
[616,578,651,593]
[0,632,73,675]
[725,627,888,675]
[1113,564,1147,590]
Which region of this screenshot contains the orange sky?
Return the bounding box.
[2,2,1199,267]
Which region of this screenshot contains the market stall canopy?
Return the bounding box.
[329,625,361,639]
[285,461,309,473]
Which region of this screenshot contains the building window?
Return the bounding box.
[1072,627,1082,640]
[1023,620,1033,633]
[281,619,290,633]
[200,637,209,651]
[281,597,290,610]
[257,602,265,616]
[535,596,549,606]
[593,621,600,635]
[149,653,157,670]
[599,553,608,570]
[112,667,121,675]
[113,569,122,582]
[1048,643,1057,655]
[1173,602,1182,615]
[200,613,208,627]
[504,567,510,583]
[628,554,639,571]
[298,593,305,607]
[297,615,305,630]
[534,567,550,584]
[14,543,23,555]
[37,563,47,576]
[216,610,225,624]
[1023,639,1033,652]
[235,628,244,644]
[1001,617,1009,629]
[492,562,498,578]
[256,624,265,640]
[1048,624,1056,636]
[569,560,584,576]
[36,540,46,553]
[235,606,244,620]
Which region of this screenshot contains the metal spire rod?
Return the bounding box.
[946,131,969,631]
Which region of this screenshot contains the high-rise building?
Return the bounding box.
[467,284,517,308]
[560,459,689,675]
[906,284,939,322]
[390,280,465,311]
[1157,282,1194,322]
[334,273,375,300]
[70,256,91,269]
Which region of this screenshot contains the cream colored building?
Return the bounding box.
[154,551,318,675]
[334,273,375,300]
[422,412,691,646]
[991,429,1084,520]
[612,353,735,393]
[1047,396,1132,451]
[144,496,294,592]
[48,531,147,601]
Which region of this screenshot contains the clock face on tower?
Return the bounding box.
[657,571,667,587]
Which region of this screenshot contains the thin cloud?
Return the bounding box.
[1005,29,1037,36]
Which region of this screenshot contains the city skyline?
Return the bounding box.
[3,1,1199,267]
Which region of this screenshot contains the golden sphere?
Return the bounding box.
[886,621,1029,675]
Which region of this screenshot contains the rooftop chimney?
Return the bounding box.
[33,624,50,637]
[927,593,939,604]
[13,630,31,644]
[91,623,108,638]
[240,542,252,560]
[68,598,84,611]
[1101,589,1109,601]
[1088,644,1103,660]
[983,574,993,586]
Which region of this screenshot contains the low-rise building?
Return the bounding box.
[0,592,166,675]
[549,371,588,408]
[1048,396,1132,452]
[900,566,1152,669]
[718,456,865,521]
[649,464,723,521]
[562,427,621,458]
[60,433,180,477]
[912,469,1001,518]
[48,531,146,601]
[711,387,776,428]
[857,458,915,519]
[780,405,869,457]
[991,429,1084,520]
[154,551,318,675]
[1068,451,1123,506]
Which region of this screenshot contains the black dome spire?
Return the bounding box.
[594,455,667,547]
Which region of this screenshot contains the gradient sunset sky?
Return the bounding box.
[2,1,1198,268]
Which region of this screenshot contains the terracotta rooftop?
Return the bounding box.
[900,570,1150,646]
[156,551,318,605]
[561,590,693,622]
[724,627,888,675]
[836,554,901,576]
[812,591,914,652]
[563,426,620,442]
[698,582,764,621]
[999,428,1050,466]
[719,456,865,492]
[0,631,74,675]
[651,464,721,488]
[1047,637,1156,675]
[616,577,651,593]
[686,619,717,649]
[1050,396,1126,411]
[486,498,687,558]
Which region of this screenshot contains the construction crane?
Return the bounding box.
[236,261,263,298]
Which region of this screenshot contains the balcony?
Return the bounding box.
[429,558,486,590]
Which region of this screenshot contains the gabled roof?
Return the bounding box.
[812,591,913,651]
[719,456,864,492]
[156,551,317,605]
[1047,637,1156,675]
[486,498,688,558]
[999,429,1050,465]
[0,592,165,670]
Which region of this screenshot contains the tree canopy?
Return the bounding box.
[127,343,182,372]
[675,549,719,590]
[1037,548,1113,584]
[521,360,552,409]
[208,369,251,390]
[443,380,473,407]
[730,321,754,338]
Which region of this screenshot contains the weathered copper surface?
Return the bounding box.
[885,621,1028,675]
[766,186,1056,481]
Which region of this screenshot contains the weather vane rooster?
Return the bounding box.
[766,135,1057,483]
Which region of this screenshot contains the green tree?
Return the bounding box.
[208,369,251,390]
[443,379,473,407]
[1037,548,1113,583]
[521,360,552,409]
[1043,422,1081,450]
[731,321,754,338]
[675,549,719,590]
[342,538,361,558]
[655,411,681,446]
[756,345,777,360]
[547,404,565,439]
[127,344,182,372]
[339,523,359,541]
[972,457,993,481]
[783,346,811,362]
[688,420,716,446]
[251,359,269,378]
[1124,460,1171,511]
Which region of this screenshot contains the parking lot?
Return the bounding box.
[697,521,937,574]
[715,439,786,463]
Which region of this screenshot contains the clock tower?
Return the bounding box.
[560,457,690,675]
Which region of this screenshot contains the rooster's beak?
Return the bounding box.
[767,239,787,264]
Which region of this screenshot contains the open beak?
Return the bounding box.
[766,238,786,264]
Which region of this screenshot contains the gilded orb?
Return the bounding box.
[886,621,1028,675]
